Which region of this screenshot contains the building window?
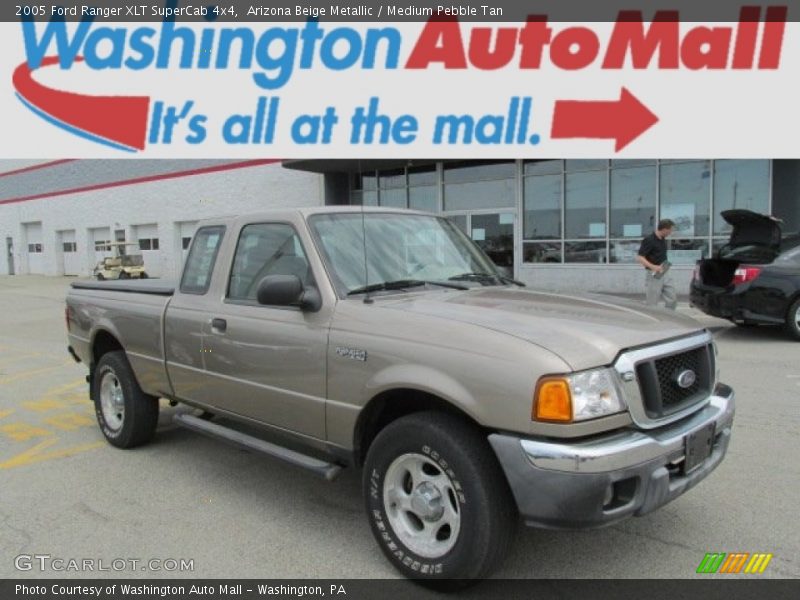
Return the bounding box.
[350,165,438,211]
[377,168,407,208]
[713,160,770,234]
[523,241,561,264]
[182,237,192,250]
[565,159,607,172]
[524,173,562,239]
[609,164,657,263]
[659,160,711,238]
[668,239,709,265]
[408,165,438,212]
[27,243,43,253]
[94,240,111,251]
[523,159,722,265]
[443,160,515,211]
[62,242,77,253]
[565,170,607,239]
[139,238,160,251]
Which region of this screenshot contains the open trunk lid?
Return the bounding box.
[719,209,781,255]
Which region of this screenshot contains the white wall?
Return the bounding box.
[0,163,324,277]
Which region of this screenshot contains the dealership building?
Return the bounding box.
[1,158,798,294]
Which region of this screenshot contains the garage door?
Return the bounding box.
[90,227,112,269]
[59,230,80,276]
[24,222,44,274]
[133,223,161,277]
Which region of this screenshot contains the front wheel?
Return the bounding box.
[785,298,800,341]
[93,351,159,448]
[363,412,517,588]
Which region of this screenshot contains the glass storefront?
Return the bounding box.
[348,159,774,272]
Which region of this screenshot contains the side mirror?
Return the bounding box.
[256,275,321,311]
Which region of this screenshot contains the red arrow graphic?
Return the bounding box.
[551,88,659,152]
[13,56,150,151]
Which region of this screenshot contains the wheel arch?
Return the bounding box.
[91,328,124,367]
[353,388,484,468]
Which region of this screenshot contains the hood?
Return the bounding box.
[376,287,703,370]
[721,209,781,251]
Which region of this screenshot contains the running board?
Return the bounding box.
[173,413,343,481]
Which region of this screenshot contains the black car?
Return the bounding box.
[690,209,800,340]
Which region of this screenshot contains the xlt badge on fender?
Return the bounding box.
[336,346,367,362]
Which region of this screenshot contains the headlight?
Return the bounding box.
[533,368,627,423]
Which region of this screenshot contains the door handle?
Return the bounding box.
[211,317,227,333]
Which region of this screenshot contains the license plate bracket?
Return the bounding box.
[683,423,715,474]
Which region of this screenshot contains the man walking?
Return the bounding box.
[637,219,677,310]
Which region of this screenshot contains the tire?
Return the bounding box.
[363,411,517,588]
[96,273,105,281]
[140,272,149,279]
[785,298,800,341]
[93,351,159,448]
[119,271,130,280]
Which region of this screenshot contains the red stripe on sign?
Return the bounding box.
[0,159,281,205]
[0,160,76,179]
[13,56,150,151]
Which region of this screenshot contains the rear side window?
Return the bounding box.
[228,223,312,303]
[180,226,225,294]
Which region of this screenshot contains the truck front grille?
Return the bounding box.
[635,344,714,418]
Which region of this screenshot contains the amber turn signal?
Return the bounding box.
[533,377,572,422]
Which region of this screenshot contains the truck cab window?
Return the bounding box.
[228,223,312,302]
[180,226,224,294]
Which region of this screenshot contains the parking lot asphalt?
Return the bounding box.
[1,275,798,580]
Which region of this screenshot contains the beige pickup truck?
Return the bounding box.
[66,208,735,586]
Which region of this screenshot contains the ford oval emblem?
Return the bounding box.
[676,369,697,389]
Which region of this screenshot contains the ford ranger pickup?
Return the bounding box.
[66,207,735,586]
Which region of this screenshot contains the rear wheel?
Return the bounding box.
[93,351,159,448]
[119,271,130,280]
[785,298,800,341]
[96,273,105,280]
[363,411,517,588]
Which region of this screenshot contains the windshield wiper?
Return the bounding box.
[448,272,526,287]
[347,279,468,296]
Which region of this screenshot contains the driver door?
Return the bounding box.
[199,222,330,439]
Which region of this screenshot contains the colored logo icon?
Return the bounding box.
[697,552,773,574]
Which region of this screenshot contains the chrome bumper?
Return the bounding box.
[489,383,735,529]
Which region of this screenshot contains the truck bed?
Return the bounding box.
[71,279,175,296]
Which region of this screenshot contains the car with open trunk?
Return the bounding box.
[690,209,800,340]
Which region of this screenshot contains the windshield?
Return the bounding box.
[121,255,144,267]
[309,212,501,296]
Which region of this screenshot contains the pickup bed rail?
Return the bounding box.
[71,279,175,296]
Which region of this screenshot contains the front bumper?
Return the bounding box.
[489,383,735,529]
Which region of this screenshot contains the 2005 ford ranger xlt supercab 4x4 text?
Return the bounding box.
[66,208,735,586]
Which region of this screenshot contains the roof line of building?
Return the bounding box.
[0,159,280,206]
[0,159,76,179]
